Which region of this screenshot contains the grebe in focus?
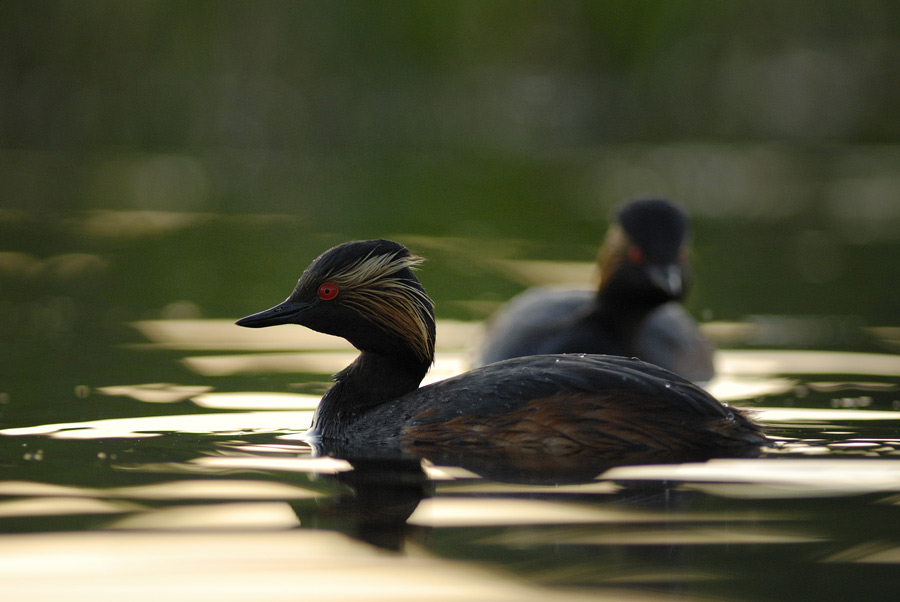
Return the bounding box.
[236,239,764,467]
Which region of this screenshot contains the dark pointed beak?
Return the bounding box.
[645,263,683,298]
[235,299,309,328]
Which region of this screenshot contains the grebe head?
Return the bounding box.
[598,198,691,303]
[236,239,436,367]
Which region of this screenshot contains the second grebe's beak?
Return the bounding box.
[645,263,683,299]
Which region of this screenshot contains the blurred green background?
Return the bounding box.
[2,1,899,426]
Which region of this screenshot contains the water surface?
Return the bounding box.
[2,213,900,601]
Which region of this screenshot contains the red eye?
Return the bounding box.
[628,246,644,264]
[317,282,339,300]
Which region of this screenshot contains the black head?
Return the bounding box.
[617,198,688,262]
[236,239,436,366]
[598,198,692,303]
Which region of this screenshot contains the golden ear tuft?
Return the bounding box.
[327,250,435,363]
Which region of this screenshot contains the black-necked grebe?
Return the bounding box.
[236,239,765,465]
[475,198,715,382]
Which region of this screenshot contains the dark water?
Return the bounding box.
[3,3,900,599]
[2,211,900,601]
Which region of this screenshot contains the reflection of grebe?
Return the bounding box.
[237,239,765,462]
[476,199,714,382]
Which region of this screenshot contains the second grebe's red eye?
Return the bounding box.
[628,246,644,264]
[317,282,339,300]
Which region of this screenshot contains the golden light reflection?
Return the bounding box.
[132,318,481,352]
[191,392,321,410]
[135,317,478,385]
[0,411,312,439]
[407,497,782,528]
[433,480,622,496]
[132,318,900,391]
[0,250,109,279]
[0,497,141,518]
[602,458,900,498]
[435,320,485,349]
[182,351,359,376]
[0,481,97,498]
[182,352,468,383]
[97,383,213,403]
[133,318,353,351]
[704,376,796,401]
[105,502,300,531]
[492,259,596,286]
[477,525,823,547]
[0,530,666,602]
[0,479,321,501]
[868,326,900,352]
[756,407,900,424]
[421,464,482,481]
[228,443,311,454]
[825,544,900,564]
[716,350,900,377]
[189,455,354,475]
[79,210,206,238]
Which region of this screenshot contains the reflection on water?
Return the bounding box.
[605,459,900,498]
[4,410,900,600]
[106,502,302,531]
[96,383,214,404]
[4,2,900,590]
[2,530,677,602]
[716,349,900,377]
[3,315,900,599]
[138,318,477,384]
[132,318,483,351]
[1,411,314,439]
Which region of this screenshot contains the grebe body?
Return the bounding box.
[476,199,714,382]
[237,239,764,465]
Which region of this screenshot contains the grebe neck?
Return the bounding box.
[592,287,661,343]
[308,350,430,439]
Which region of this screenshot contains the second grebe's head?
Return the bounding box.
[236,239,436,366]
[598,198,692,303]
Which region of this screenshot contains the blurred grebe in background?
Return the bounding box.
[475,198,715,382]
[236,239,764,466]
